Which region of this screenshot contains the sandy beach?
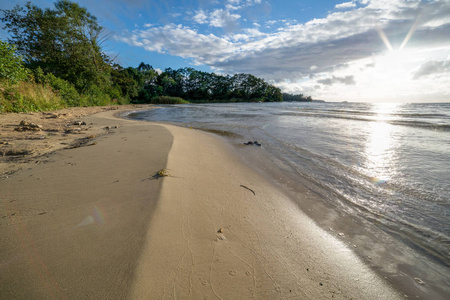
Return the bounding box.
[1,108,403,299]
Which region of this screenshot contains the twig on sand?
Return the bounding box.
[240,185,256,195]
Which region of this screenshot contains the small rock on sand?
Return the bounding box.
[15,120,42,131]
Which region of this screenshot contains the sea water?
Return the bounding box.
[127,102,450,297]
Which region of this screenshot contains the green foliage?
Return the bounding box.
[135,67,283,103]
[0,80,65,113]
[151,96,190,104]
[33,68,83,106]
[1,0,111,93]
[83,84,112,106]
[0,40,28,83]
[282,93,312,102]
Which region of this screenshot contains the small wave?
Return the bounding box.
[392,113,449,118]
[389,120,450,131]
[276,111,450,131]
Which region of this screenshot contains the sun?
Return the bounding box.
[355,49,418,100]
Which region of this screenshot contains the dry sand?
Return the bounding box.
[1,108,403,299]
[1,109,171,298]
[0,105,152,175]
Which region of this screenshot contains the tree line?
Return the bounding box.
[119,64,283,103]
[0,1,310,113]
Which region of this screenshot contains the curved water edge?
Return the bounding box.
[124,102,450,298]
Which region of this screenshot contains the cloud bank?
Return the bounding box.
[116,0,450,102]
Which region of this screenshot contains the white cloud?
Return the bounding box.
[192,8,241,29]
[193,10,208,24]
[117,24,235,64]
[336,1,357,9]
[226,4,241,11]
[210,9,241,28]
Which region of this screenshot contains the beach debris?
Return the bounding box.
[65,136,97,149]
[414,278,425,285]
[217,227,224,233]
[43,112,59,119]
[243,140,262,146]
[338,232,345,236]
[319,282,323,286]
[149,169,171,180]
[73,120,86,126]
[158,169,170,177]
[15,120,42,131]
[64,128,82,134]
[240,184,256,195]
[2,148,34,156]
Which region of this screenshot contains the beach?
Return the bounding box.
[1,108,403,299]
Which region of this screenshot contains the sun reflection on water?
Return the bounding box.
[365,103,401,184]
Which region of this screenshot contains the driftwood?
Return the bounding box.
[240,185,256,195]
[243,141,262,146]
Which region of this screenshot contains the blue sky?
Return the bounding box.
[1,0,450,102]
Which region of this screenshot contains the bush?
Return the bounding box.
[0,81,65,113]
[33,68,84,107]
[0,40,29,83]
[151,96,189,104]
[84,84,112,106]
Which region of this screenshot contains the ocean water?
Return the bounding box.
[126,102,450,297]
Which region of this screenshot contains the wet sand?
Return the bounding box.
[1,109,403,299]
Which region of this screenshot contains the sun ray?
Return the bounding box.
[376,27,393,51]
[399,16,421,51]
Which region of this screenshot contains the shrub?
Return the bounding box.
[0,40,29,83]
[151,96,189,104]
[0,81,65,113]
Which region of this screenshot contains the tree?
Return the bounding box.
[1,1,110,93]
[282,93,312,102]
[0,40,28,83]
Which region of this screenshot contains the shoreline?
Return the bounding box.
[125,105,449,300]
[2,108,404,299]
[129,122,403,299]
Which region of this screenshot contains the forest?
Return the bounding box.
[0,1,311,113]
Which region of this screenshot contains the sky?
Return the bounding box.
[1,0,450,102]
